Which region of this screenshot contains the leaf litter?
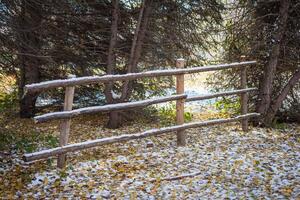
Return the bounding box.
[0,113,300,199]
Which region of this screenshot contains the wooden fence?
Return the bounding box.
[23,60,260,168]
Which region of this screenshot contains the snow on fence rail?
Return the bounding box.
[185,88,257,102]
[34,94,187,123]
[24,113,260,162]
[24,61,256,94]
[23,59,259,168]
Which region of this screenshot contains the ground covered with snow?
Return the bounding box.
[1,113,300,199]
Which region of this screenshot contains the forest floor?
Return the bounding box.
[0,110,300,199]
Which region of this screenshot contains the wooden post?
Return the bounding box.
[57,75,75,168]
[176,59,186,146]
[240,67,248,131]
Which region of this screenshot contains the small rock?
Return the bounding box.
[100,190,111,198]
[116,155,128,163]
[146,141,154,148]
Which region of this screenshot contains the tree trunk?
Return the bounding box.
[104,0,121,129]
[18,0,42,118]
[107,110,121,129]
[106,0,152,128]
[264,69,300,126]
[256,0,290,117]
[19,64,40,118]
[121,0,152,101]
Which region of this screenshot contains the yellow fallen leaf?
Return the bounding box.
[44,177,48,185]
[281,187,293,197]
[130,191,137,200]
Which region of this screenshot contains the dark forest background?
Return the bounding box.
[0,0,299,128]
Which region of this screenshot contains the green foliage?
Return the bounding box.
[273,122,288,130]
[1,0,225,112]
[0,130,59,153]
[208,1,300,123]
[59,170,68,178]
[132,77,173,101]
[0,91,17,111]
[214,97,240,115]
[184,112,193,122]
[135,106,158,123]
[157,103,193,126]
[0,85,18,112]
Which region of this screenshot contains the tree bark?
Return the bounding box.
[19,63,40,118]
[256,0,290,117]
[104,0,121,128]
[106,0,152,128]
[18,0,42,118]
[107,111,121,128]
[264,69,300,126]
[121,0,152,101]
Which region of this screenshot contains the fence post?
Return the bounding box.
[176,58,186,146]
[240,67,248,131]
[57,75,76,168]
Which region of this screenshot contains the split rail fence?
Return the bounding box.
[23,59,260,168]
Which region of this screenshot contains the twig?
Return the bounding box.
[150,171,202,182]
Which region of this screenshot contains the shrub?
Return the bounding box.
[214,97,240,116]
[158,102,193,126]
[0,75,18,111]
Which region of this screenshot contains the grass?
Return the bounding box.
[0,110,59,154]
[0,129,59,153]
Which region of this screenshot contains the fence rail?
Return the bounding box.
[24,113,259,162]
[23,59,259,168]
[34,94,187,123]
[185,87,257,102]
[25,61,256,94]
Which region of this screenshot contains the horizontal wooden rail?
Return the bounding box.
[24,113,260,162]
[185,88,258,102]
[34,94,187,123]
[25,61,256,94]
